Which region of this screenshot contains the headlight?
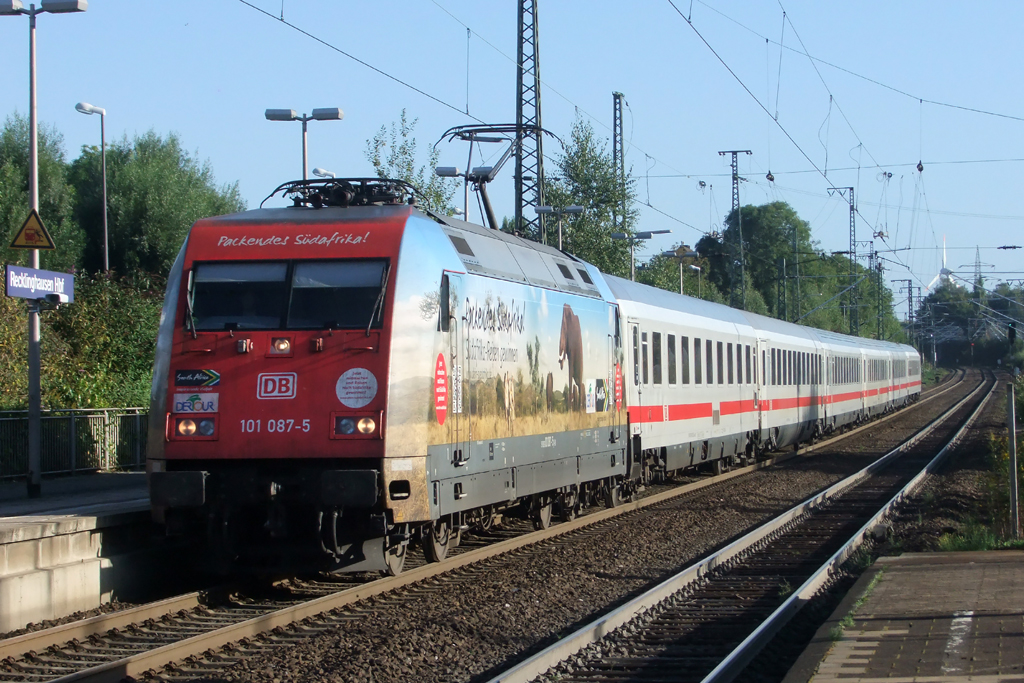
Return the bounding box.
[357,417,376,434]
[337,417,356,435]
[177,419,196,436]
[270,337,291,354]
[198,419,216,436]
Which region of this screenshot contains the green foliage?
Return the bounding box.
[0,115,239,412]
[68,131,244,274]
[365,110,458,214]
[937,518,999,552]
[695,201,902,336]
[0,272,164,410]
[0,113,83,271]
[536,116,636,278]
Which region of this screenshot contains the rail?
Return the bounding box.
[485,372,990,683]
[0,408,147,478]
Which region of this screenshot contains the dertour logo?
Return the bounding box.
[173,393,219,413]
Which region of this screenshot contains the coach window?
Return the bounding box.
[693,338,703,384]
[642,332,650,384]
[762,350,767,385]
[727,343,734,384]
[192,261,289,330]
[704,339,712,387]
[745,345,751,384]
[681,336,690,384]
[652,332,663,384]
[736,343,743,384]
[770,349,777,385]
[667,334,677,384]
[716,341,725,385]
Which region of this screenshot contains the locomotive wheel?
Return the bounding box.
[382,541,407,576]
[479,507,497,532]
[532,498,553,530]
[423,518,453,563]
[558,489,579,523]
[604,483,623,508]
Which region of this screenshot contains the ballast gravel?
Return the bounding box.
[179,378,976,683]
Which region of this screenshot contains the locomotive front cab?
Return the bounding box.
[149,180,415,575]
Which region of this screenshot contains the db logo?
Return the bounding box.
[257,372,297,399]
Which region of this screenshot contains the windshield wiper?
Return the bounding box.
[185,277,198,339]
[366,266,390,337]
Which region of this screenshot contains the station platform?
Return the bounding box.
[0,473,152,632]
[786,551,1024,683]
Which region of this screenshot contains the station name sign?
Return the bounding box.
[5,265,75,302]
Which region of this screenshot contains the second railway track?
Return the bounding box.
[490,371,996,683]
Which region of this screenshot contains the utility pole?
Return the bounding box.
[515,0,545,239]
[792,222,800,322]
[829,187,857,335]
[875,248,884,339]
[777,257,787,322]
[719,150,751,310]
[894,279,914,345]
[1009,383,1020,540]
[612,92,626,235]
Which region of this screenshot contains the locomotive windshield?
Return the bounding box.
[190,259,388,330]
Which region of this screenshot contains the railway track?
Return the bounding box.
[0,371,969,683]
[488,370,995,683]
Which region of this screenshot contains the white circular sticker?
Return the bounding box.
[336,368,378,408]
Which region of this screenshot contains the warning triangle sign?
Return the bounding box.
[10,209,55,250]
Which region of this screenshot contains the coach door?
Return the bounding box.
[608,305,623,443]
[442,272,469,467]
[628,318,645,437]
[755,338,769,434]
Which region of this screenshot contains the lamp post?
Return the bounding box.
[2,0,88,498]
[690,264,702,298]
[265,108,343,180]
[75,102,106,272]
[534,205,584,250]
[312,167,335,179]
[611,230,671,281]
[660,247,700,294]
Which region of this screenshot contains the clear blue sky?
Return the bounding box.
[3,1,1023,321]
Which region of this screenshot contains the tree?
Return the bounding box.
[536,116,637,278]
[0,114,83,271]
[69,131,244,275]
[365,110,458,214]
[695,200,902,337]
[636,247,725,303]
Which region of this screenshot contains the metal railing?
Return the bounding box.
[0,408,148,478]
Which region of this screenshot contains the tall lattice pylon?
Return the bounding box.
[973,245,984,295]
[719,150,751,309]
[514,0,545,239]
[612,92,626,233]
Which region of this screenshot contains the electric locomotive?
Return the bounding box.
[147,178,627,575]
